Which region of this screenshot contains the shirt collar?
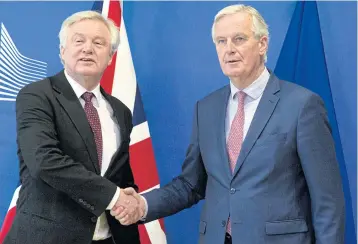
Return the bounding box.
[64,70,102,103]
[229,67,270,100]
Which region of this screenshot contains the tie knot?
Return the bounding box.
[237,91,246,103]
[82,92,94,103]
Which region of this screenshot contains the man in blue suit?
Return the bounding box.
[112,4,345,244]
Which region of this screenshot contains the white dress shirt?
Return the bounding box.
[225,68,270,141]
[65,71,121,241]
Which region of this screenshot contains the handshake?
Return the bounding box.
[110,187,146,225]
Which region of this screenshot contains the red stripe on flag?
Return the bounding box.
[100,53,117,94]
[0,207,17,243]
[108,0,121,28]
[159,218,166,232]
[138,225,151,244]
[100,0,121,94]
[129,138,160,191]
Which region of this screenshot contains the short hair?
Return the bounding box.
[212,4,269,62]
[59,10,120,54]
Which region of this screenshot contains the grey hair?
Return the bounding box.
[59,10,120,54]
[212,4,269,62]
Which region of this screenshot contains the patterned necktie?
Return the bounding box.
[82,92,103,169]
[226,91,246,234]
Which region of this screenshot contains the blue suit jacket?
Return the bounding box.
[143,74,345,244]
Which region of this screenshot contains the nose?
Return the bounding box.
[225,40,236,54]
[227,40,235,53]
[82,41,93,54]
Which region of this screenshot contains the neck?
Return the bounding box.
[231,64,265,90]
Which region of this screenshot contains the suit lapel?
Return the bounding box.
[232,74,281,178]
[51,71,100,174]
[216,86,233,180]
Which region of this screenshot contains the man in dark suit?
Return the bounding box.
[113,4,345,244]
[4,10,142,244]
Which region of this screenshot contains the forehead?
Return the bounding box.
[214,12,253,37]
[67,19,111,39]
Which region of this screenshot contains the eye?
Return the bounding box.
[216,39,226,45]
[233,36,245,44]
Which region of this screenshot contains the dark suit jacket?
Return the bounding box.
[4,71,140,244]
[143,73,345,244]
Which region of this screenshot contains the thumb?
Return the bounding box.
[123,187,135,195]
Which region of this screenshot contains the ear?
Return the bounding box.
[258,36,268,56]
[60,46,65,63]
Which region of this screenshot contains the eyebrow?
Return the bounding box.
[71,33,107,41]
[73,32,84,36]
[215,32,248,39]
[71,33,84,39]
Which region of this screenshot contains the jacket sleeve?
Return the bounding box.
[142,101,207,222]
[297,93,345,244]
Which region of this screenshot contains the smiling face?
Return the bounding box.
[60,19,113,83]
[213,12,267,85]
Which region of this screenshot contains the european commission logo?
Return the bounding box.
[0,23,47,101]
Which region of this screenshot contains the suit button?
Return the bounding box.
[79,199,84,203]
[90,206,95,211]
[221,220,226,227]
[91,216,97,223]
[230,188,236,194]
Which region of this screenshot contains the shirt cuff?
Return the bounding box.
[140,195,148,220]
[107,187,120,210]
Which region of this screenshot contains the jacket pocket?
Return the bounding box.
[199,221,207,234]
[255,133,287,146]
[265,219,308,235]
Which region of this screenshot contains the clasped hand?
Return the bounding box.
[110,187,145,225]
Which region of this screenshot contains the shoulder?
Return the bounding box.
[279,79,323,107]
[18,77,52,95]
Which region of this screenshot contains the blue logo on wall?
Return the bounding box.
[0,23,47,101]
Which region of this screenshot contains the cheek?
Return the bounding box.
[217,50,225,62]
[71,49,81,58]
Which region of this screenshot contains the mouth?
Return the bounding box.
[225,60,240,64]
[79,58,95,63]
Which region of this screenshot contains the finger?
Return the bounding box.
[121,217,133,226]
[121,220,132,226]
[115,213,127,221]
[111,206,124,216]
[117,209,131,219]
[118,214,129,224]
[111,209,121,217]
[119,209,138,223]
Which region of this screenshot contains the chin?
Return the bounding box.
[224,71,244,77]
[223,66,243,75]
[76,69,99,76]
